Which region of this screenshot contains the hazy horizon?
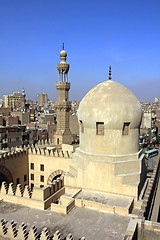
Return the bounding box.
[0,0,160,103]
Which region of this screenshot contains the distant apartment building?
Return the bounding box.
[38,129,48,142]
[0,125,26,149]
[47,123,56,140]
[3,89,26,110]
[0,116,39,148]
[141,112,152,130]
[5,116,20,126]
[12,111,30,125]
[38,93,48,106]
[0,107,11,116]
[45,114,55,124]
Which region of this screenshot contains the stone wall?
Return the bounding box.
[0,176,64,210]
[29,146,72,187]
[139,155,160,220]
[0,148,28,188]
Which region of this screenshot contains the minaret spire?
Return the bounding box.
[109,66,112,80]
[62,43,64,50]
[57,45,69,82]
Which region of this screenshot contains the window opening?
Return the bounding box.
[122,122,130,135]
[96,122,104,135]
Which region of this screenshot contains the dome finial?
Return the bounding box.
[109,66,112,80]
[62,43,64,50]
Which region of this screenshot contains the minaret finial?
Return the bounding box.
[62,43,64,50]
[109,66,112,80]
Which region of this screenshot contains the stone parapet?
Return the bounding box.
[0,219,85,240]
[139,154,160,220]
[0,176,64,210]
[0,148,27,163]
[29,146,73,159]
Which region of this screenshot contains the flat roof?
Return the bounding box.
[0,201,131,240]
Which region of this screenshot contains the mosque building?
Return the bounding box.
[0,46,160,240]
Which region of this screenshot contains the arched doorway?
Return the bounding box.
[47,170,65,185]
[0,165,13,187]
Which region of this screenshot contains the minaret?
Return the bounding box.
[54,44,72,145]
[22,88,26,109]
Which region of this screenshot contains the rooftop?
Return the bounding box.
[0,201,131,240]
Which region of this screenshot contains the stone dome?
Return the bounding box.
[78,80,142,155]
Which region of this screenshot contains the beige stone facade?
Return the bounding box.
[28,146,72,188]
[0,149,28,188]
[65,80,146,200]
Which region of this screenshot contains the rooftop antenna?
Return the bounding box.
[62,43,64,50]
[109,66,112,80]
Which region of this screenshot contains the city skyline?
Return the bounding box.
[0,0,160,102]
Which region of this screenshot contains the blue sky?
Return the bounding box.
[0,0,160,102]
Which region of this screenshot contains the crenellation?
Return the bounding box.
[0,218,85,239]
[59,150,64,158]
[27,226,38,240]
[48,148,51,155]
[16,184,23,197]
[42,148,46,156]
[66,233,73,240]
[29,148,32,154]
[28,146,72,159]
[8,182,16,195]
[64,150,69,158]
[40,227,50,240]
[6,220,17,238]
[33,148,37,155]
[23,185,32,198]
[0,177,64,209]
[0,148,27,163]
[53,230,62,240]
[45,149,49,156]
[39,148,42,155]
[16,223,28,240]
[1,182,8,194]
[55,150,59,157]
[0,219,7,236]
